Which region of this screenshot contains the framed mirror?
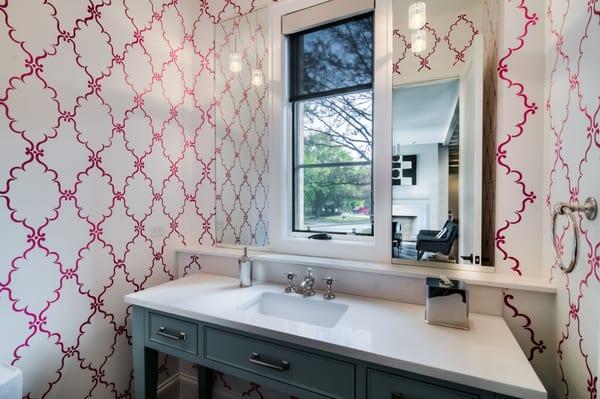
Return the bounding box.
[391,0,496,268]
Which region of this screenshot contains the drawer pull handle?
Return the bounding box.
[391,393,403,399]
[248,352,290,371]
[156,326,186,341]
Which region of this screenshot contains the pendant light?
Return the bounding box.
[229,15,242,73]
[229,52,242,73]
[251,69,264,87]
[411,29,427,54]
[251,12,263,86]
[408,2,426,30]
[409,2,427,54]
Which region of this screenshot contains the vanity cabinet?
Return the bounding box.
[148,312,198,355]
[367,369,493,399]
[132,307,517,399]
[206,327,355,398]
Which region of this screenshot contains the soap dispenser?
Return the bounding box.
[238,247,252,288]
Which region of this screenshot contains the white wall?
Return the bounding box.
[438,145,450,224]
[393,143,448,232]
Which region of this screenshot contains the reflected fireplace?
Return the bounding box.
[392,200,430,241]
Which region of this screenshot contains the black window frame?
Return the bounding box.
[288,12,375,236]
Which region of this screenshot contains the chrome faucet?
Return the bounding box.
[299,268,315,296]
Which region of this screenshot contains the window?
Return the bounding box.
[289,13,374,236]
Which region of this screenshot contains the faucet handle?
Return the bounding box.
[322,276,336,286]
[285,272,297,280]
[306,267,313,278]
[284,272,297,293]
[322,276,336,300]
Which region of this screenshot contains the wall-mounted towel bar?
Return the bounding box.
[551,197,597,273]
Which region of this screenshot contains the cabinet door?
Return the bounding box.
[367,369,483,399]
[147,312,198,355]
[205,327,355,399]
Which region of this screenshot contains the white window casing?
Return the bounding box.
[270,0,392,263]
[281,0,375,35]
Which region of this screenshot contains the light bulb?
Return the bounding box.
[251,69,264,86]
[229,53,242,73]
[411,29,427,54]
[408,2,426,30]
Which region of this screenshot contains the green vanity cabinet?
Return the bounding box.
[132,306,516,399]
[366,368,493,399]
[205,327,355,398]
[148,312,199,355]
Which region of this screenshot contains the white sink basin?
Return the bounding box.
[240,292,348,328]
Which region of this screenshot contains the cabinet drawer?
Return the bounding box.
[148,312,198,355]
[367,369,481,399]
[205,327,354,398]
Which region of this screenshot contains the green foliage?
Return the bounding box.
[293,15,374,226]
[302,131,371,218]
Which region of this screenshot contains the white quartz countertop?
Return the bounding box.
[125,273,546,399]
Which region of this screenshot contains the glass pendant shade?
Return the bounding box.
[229,53,242,73]
[411,29,427,53]
[408,2,426,30]
[251,69,264,86]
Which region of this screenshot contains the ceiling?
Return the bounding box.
[392,79,459,146]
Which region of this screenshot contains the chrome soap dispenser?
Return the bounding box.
[238,247,252,288]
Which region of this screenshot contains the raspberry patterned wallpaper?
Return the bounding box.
[0,0,244,397]
[545,0,600,397]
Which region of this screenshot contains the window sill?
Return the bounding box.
[177,245,556,294]
[289,233,375,243]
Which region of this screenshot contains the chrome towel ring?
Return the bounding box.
[551,197,597,273]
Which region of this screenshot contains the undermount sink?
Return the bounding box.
[240,292,348,328]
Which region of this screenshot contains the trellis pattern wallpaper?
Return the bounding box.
[484,0,556,393]
[545,0,600,397]
[0,0,229,397]
[0,0,599,398]
[495,0,545,279]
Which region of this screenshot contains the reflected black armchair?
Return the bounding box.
[392,221,402,252]
[416,221,458,260]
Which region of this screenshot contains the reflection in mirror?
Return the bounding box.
[391,0,496,267]
[215,8,270,247]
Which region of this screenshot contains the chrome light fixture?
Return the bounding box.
[408,2,426,30]
[411,29,427,53]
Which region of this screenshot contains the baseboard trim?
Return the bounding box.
[157,373,181,399]
[178,371,197,384]
[171,371,237,399]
